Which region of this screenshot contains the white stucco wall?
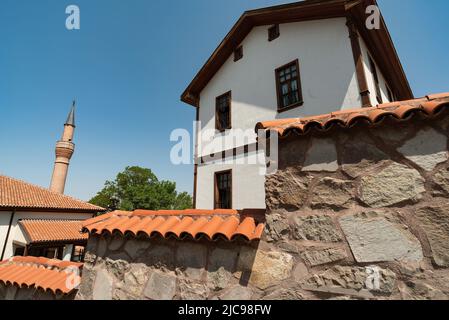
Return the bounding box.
[359,36,394,105]
[198,17,360,155]
[0,211,92,260]
[196,151,266,210]
[195,18,361,209]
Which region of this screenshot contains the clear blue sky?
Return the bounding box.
[0,0,448,201]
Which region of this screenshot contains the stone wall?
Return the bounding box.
[264,116,449,300]
[78,116,449,300]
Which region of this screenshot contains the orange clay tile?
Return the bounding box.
[0,175,104,212]
[0,256,82,295]
[82,209,264,242]
[19,219,88,244]
[256,92,449,137]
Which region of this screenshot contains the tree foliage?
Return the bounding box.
[89,166,192,212]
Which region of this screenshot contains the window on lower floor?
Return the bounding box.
[275,59,303,111]
[216,91,232,132]
[214,170,232,209]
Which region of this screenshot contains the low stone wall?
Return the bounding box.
[264,116,449,299]
[77,235,273,300]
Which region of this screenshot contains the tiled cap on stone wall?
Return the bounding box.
[256,93,449,137]
[82,209,265,242]
[0,256,82,295]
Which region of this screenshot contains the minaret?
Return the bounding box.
[50,101,76,194]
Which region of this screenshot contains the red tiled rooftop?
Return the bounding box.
[0,256,82,295]
[256,93,449,137]
[82,209,265,242]
[19,219,88,244]
[0,175,104,212]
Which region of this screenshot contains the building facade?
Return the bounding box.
[182,0,413,210]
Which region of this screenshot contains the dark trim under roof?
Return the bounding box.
[181,0,413,107]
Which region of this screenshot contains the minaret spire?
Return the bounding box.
[65,100,76,127]
[49,102,76,194]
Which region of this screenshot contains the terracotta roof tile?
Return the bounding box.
[82,209,264,242]
[0,256,82,295]
[256,93,449,137]
[19,219,88,244]
[0,175,104,212]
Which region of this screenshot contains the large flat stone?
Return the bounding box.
[265,169,310,211]
[433,167,449,195]
[341,132,390,178]
[143,271,176,300]
[301,248,347,267]
[93,268,113,300]
[339,212,423,263]
[398,128,448,172]
[265,213,290,242]
[293,215,342,242]
[302,138,338,172]
[360,163,425,208]
[415,203,449,267]
[303,265,396,295]
[238,248,293,290]
[310,177,354,211]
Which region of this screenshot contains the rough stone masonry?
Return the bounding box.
[77,114,449,300]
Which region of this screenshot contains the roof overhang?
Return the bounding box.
[181,0,413,107]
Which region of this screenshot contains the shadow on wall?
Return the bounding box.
[77,235,261,300]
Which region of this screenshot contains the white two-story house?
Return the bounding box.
[181,0,413,210]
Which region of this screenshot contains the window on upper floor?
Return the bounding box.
[275,59,303,112]
[215,91,232,132]
[234,46,243,62]
[214,170,232,209]
[368,55,383,104]
[268,24,280,41]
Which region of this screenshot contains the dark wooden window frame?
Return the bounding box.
[275,59,304,112]
[215,91,232,132]
[268,24,280,41]
[234,46,243,62]
[214,169,232,209]
[386,85,394,102]
[368,55,383,104]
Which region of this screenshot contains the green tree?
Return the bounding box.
[89,166,192,212]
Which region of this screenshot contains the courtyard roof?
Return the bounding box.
[82,209,265,242]
[256,92,449,138]
[0,175,104,212]
[19,219,88,244]
[0,256,82,295]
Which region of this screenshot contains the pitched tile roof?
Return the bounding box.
[0,256,82,295]
[82,209,265,242]
[256,93,449,137]
[19,219,88,244]
[0,175,104,212]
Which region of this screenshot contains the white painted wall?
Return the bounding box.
[195,18,361,209]
[196,151,266,210]
[359,36,394,105]
[0,211,92,260]
[198,18,360,155]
